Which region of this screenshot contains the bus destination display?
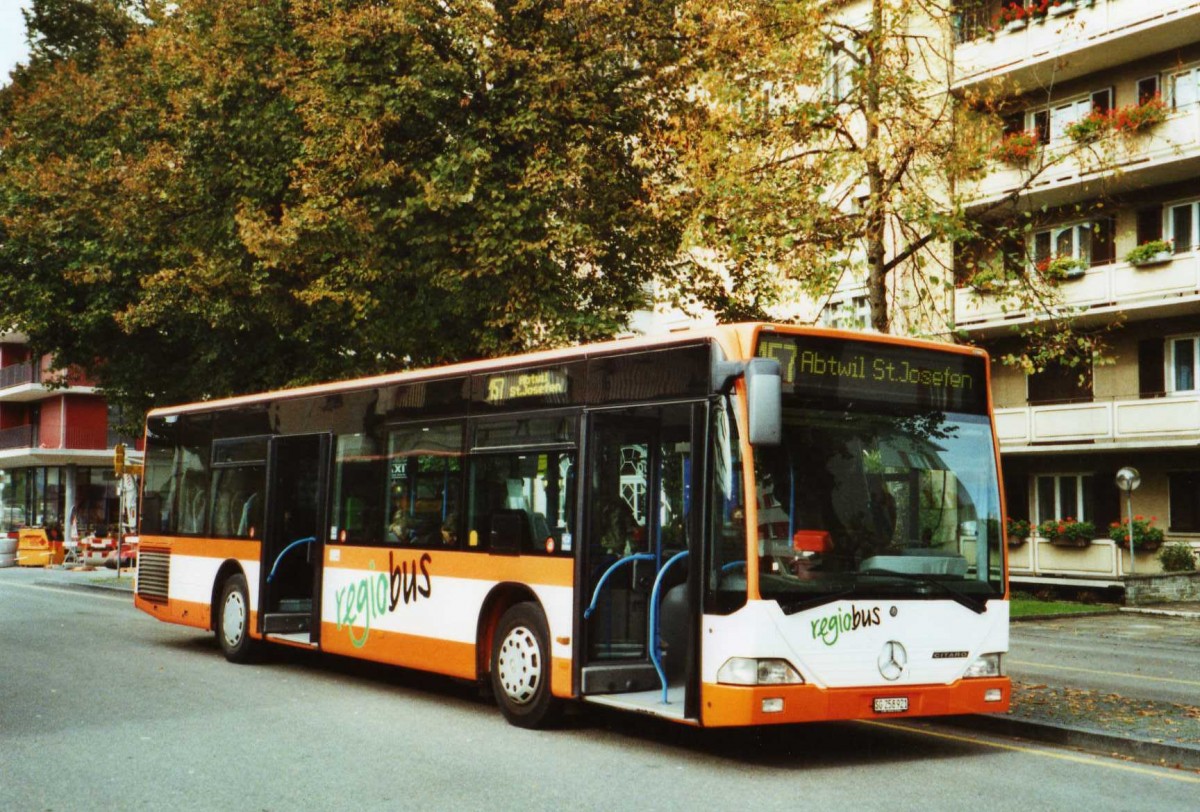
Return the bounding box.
[757,333,987,414]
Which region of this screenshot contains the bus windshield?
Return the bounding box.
[753,406,1003,613]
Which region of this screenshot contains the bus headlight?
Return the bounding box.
[963,653,1003,678]
[717,657,804,685]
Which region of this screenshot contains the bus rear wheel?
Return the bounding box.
[491,603,559,728]
[216,573,259,663]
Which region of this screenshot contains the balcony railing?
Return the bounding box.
[954,0,1200,89]
[0,362,38,390]
[996,394,1200,446]
[0,424,34,451]
[964,106,1200,209]
[955,250,1200,330]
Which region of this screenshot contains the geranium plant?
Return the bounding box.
[1035,255,1086,280]
[1064,110,1108,143]
[1109,96,1168,134]
[993,130,1039,164]
[1108,515,1165,551]
[1006,518,1031,541]
[1038,517,1095,546]
[1124,239,1173,265]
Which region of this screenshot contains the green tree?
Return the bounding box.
[667,0,1113,373]
[0,0,687,422]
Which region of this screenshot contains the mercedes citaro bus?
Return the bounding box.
[134,323,1009,728]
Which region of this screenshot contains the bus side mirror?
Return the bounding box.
[746,358,782,446]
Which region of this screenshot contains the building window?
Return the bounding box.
[1027,89,1111,147]
[1031,219,1114,271]
[1170,66,1200,110]
[1169,471,1200,532]
[1137,75,1160,106]
[1166,199,1200,252]
[1034,474,1094,525]
[1168,335,1200,393]
[820,295,870,331]
[1027,359,1093,405]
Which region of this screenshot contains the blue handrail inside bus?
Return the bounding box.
[582,553,655,619]
[649,550,690,704]
[267,536,316,584]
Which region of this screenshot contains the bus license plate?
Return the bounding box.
[873,697,908,714]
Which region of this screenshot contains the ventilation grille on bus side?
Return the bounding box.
[136,549,170,602]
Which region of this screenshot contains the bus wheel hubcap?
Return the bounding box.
[497,626,541,705]
[223,591,245,646]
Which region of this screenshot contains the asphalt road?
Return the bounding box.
[2,569,1198,811]
[1008,613,1200,705]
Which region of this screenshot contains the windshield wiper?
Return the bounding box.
[859,568,989,614]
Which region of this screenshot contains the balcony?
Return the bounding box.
[965,106,1200,211]
[955,250,1200,334]
[995,393,1200,450]
[954,0,1200,93]
[0,361,97,402]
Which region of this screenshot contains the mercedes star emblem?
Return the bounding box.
[878,640,907,681]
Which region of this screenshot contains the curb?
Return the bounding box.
[1011,610,1121,623]
[1120,606,1200,620]
[935,713,1200,770]
[35,578,134,596]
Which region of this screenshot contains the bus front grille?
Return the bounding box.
[136,549,170,602]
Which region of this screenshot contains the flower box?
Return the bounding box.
[1004,18,1028,32]
[1108,516,1164,552]
[1039,518,1094,547]
[1048,1,1076,16]
[1125,240,1174,267]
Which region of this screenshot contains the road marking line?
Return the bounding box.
[861,720,1200,784]
[1010,659,1200,688]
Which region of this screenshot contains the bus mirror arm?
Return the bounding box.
[711,357,782,445]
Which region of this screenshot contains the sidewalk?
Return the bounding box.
[26,564,1200,769]
[941,605,1200,771]
[33,563,135,594]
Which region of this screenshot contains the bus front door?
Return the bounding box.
[580,405,700,715]
[259,433,331,644]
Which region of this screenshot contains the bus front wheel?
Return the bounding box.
[490,603,559,728]
[216,573,259,663]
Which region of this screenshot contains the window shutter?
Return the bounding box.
[1138,338,1165,398]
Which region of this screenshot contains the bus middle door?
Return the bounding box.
[259,432,331,645]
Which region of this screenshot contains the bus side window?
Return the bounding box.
[468,452,574,555]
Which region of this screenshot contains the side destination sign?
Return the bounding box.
[756,333,987,414]
[485,368,570,404]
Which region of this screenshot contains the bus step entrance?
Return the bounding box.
[262,612,310,634]
[581,663,660,695]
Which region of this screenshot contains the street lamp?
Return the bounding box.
[1115,467,1141,573]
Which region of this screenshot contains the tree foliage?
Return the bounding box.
[0,0,687,420]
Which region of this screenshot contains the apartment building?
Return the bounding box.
[953,0,1200,582]
[0,332,134,540]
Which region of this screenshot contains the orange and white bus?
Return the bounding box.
[134,323,1010,728]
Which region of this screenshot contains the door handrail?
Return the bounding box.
[267,536,316,584]
[582,553,655,619]
[649,550,689,704]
